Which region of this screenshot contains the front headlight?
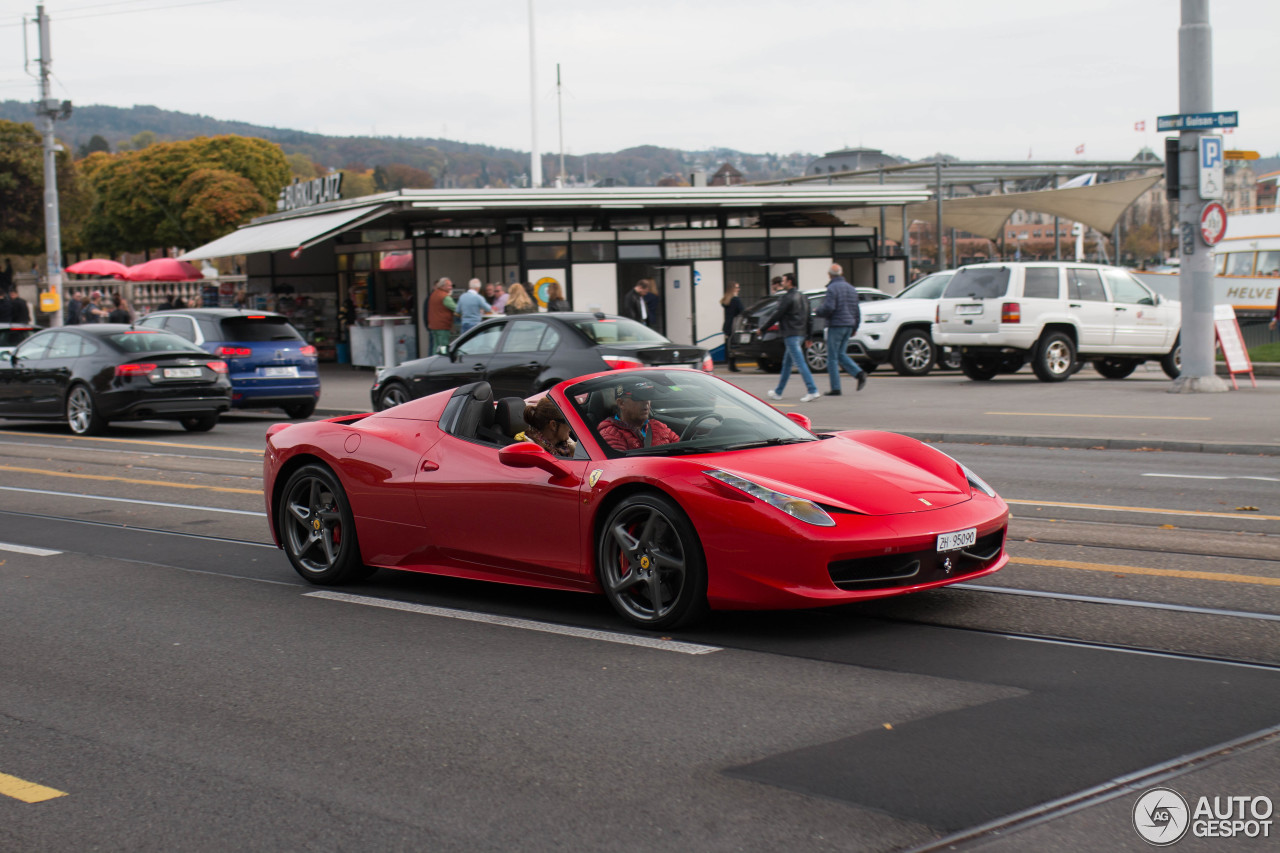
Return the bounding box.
[705,470,835,526]
[863,312,891,324]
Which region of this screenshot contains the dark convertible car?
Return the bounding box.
[371,313,711,410]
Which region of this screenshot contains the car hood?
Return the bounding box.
[702,435,972,515]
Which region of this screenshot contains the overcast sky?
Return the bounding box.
[2,0,1277,164]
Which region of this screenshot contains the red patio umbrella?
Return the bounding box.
[65,258,129,278]
[379,252,414,271]
[124,258,203,282]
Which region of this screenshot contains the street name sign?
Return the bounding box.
[1156,111,1238,132]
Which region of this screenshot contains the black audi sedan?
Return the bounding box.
[0,325,232,434]
[371,312,712,410]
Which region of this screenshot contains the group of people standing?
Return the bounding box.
[0,259,30,324]
[424,277,571,354]
[61,289,138,325]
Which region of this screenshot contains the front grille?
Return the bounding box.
[828,527,1005,590]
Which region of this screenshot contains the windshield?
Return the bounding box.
[219,316,303,342]
[106,330,206,353]
[572,317,670,345]
[943,268,1010,300]
[567,369,815,458]
[897,273,952,300]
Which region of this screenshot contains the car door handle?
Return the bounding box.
[1115,306,1128,311]
[1069,303,1082,308]
[471,363,485,371]
[420,459,439,472]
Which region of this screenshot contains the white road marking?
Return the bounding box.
[0,542,60,556]
[1142,473,1280,482]
[305,590,723,655]
[0,486,262,516]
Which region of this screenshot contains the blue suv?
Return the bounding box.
[138,308,320,418]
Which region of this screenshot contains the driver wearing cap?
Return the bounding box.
[597,378,680,451]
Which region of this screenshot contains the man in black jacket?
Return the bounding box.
[621,280,648,324]
[766,273,820,402]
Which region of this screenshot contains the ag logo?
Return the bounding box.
[1133,787,1189,846]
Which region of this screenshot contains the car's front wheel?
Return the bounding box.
[1032,332,1076,382]
[891,329,935,376]
[376,381,410,411]
[597,492,707,630]
[66,384,107,435]
[278,463,372,584]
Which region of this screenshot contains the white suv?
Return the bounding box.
[854,271,960,376]
[932,262,1181,382]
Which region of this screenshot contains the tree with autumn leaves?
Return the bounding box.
[0,119,92,256]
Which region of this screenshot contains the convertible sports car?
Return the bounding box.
[264,369,1009,629]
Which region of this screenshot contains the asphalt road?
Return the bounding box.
[0,411,1276,851]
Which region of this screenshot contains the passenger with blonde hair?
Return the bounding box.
[504,282,538,315]
[544,280,570,312]
[515,396,576,457]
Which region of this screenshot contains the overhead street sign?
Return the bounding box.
[1157,111,1238,132]
[1225,150,1259,161]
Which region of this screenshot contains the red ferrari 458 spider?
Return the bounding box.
[264,369,1009,629]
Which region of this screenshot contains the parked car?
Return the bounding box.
[728,287,891,373]
[932,262,1182,382]
[853,272,962,376]
[266,368,1009,630]
[137,308,320,418]
[370,312,712,410]
[0,325,231,434]
[0,323,40,362]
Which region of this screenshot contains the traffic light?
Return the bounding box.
[1164,136,1180,201]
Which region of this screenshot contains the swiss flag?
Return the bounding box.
[1134,120,1146,131]
[1075,144,1085,155]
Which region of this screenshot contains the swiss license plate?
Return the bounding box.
[955,304,984,316]
[937,527,977,552]
[163,367,201,378]
[262,366,299,377]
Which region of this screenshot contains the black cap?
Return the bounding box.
[615,378,660,401]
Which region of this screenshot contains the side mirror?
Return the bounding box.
[785,411,812,430]
[498,442,579,483]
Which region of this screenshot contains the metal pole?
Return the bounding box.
[556,63,566,187]
[36,4,63,327]
[527,0,542,188]
[1171,0,1226,391]
[935,162,943,271]
[901,205,911,282]
[1053,173,1062,261]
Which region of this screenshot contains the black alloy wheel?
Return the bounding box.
[278,463,373,584]
[1161,337,1182,379]
[180,412,219,432]
[960,355,999,381]
[284,400,317,420]
[66,384,107,435]
[376,381,410,411]
[891,329,935,377]
[1093,358,1139,379]
[597,492,707,630]
[1032,332,1076,382]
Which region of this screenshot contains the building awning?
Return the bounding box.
[840,175,1163,241]
[178,204,391,261]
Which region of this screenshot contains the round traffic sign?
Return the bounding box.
[1200,201,1227,246]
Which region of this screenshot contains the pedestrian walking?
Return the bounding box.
[456,279,489,334]
[815,263,866,395]
[766,273,820,403]
[425,277,456,354]
[721,281,743,372]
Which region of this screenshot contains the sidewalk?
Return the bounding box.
[315,362,1280,456]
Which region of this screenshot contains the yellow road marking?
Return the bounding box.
[985,412,1212,421]
[0,771,67,803]
[0,430,260,454]
[0,464,260,495]
[1013,557,1280,587]
[1007,498,1280,522]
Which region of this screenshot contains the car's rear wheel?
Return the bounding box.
[1161,337,1182,378]
[376,381,410,411]
[891,329,934,376]
[66,384,106,435]
[1093,358,1139,379]
[1032,332,1076,382]
[284,401,316,419]
[960,355,999,381]
[278,463,373,584]
[180,412,219,432]
[804,339,828,372]
[597,492,707,630]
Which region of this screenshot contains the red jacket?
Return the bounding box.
[596,416,679,451]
